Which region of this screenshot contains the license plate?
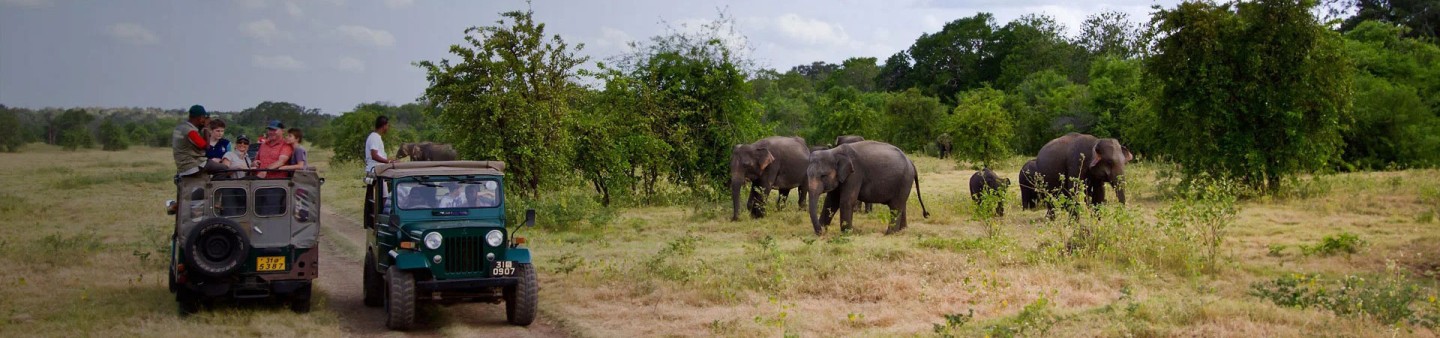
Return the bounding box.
[256,256,286,271]
[492,261,515,276]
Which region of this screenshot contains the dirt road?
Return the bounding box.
[316,207,572,337]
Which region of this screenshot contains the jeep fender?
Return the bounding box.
[505,247,531,264]
[391,250,431,271]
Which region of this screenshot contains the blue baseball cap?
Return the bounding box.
[267,120,285,130]
[188,105,208,118]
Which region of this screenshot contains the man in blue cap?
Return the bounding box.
[255,119,293,178]
[172,104,227,176]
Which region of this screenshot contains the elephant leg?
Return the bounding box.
[775,188,790,211]
[838,199,855,233]
[1088,181,1107,206]
[797,189,807,209]
[820,191,839,229]
[885,202,908,235]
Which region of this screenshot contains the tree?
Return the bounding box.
[993,14,1087,89]
[97,120,130,151]
[417,8,588,197]
[1079,11,1141,59]
[806,86,884,146]
[51,109,94,150]
[1147,0,1352,191]
[943,87,1012,167]
[821,57,880,92]
[1007,70,1090,153]
[326,107,388,164]
[1337,0,1440,40]
[882,88,947,152]
[877,52,913,91]
[1086,56,1156,154]
[0,106,22,152]
[1339,20,1440,168]
[907,13,1002,103]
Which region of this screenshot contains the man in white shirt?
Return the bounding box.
[365,115,393,173]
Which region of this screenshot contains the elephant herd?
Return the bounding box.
[730,132,1132,235]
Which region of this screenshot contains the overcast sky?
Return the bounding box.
[0,0,1181,115]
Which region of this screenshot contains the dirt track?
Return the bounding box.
[316,207,571,337]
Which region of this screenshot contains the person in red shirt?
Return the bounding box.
[254,120,294,178]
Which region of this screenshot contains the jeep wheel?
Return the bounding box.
[290,283,312,313]
[503,263,538,326]
[385,265,416,330]
[363,252,383,307]
[183,218,249,278]
[176,288,201,317]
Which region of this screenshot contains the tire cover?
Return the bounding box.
[183,218,249,278]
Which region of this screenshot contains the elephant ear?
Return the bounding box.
[1088,144,1103,169]
[755,147,775,172]
[836,148,855,183]
[1121,145,1133,163]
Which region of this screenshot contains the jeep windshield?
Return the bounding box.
[396,178,500,210]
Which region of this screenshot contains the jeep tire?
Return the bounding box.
[504,263,538,326]
[385,265,416,330]
[183,218,249,278]
[363,252,383,307]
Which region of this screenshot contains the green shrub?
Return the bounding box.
[1252,272,1438,328]
[1303,232,1366,257]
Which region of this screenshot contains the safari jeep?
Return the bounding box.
[362,161,537,330]
[167,169,323,315]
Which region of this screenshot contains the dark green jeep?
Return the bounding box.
[362,161,537,330]
[167,169,323,315]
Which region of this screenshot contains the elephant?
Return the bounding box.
[936,133,953,159]
[1019,159,1040,210]
[806,140,930,235]
[969,168,1010,216]
[730,136,811,221]
[1033,133,1133,217]
[396,142,459,161]
[835,135,865,146]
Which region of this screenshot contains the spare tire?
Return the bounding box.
[183,218,249,278]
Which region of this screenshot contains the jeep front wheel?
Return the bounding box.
[363,252,384,307]
[504,263,538,326]
[385,265,416,330]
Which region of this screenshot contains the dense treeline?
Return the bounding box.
[0,102,334,153]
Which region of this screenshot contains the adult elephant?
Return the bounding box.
[969,168,1009,216]
[1019,159,1040,210]
[730,136,810,221]
[806,141,930,235]
[936,133,953,159]
[1034,133,1132,217]
[396,142,459,161]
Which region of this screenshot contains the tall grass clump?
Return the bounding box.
[1251,268,1440,329]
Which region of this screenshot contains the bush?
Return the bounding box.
[0,107,23,152]
[943,87,1012,167]
[96,120,129,151]
[1303,232,1367,257]
[1252,272,1438,328]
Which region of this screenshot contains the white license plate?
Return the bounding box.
[492,261,515,276]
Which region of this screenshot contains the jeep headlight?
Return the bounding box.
[424,232,443,250]
[485,230,503,247]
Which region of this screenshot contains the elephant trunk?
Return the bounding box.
[730,177,744,221]
[1114,181,1127,205]
[807,186,822,235]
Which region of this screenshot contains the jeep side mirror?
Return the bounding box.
[524,209,536,227]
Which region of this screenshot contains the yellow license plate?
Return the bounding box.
[256,256,286,272]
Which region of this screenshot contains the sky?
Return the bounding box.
[0,0,1183,115]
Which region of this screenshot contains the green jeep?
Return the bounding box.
[362,161,538,330]
[167,169,323,315]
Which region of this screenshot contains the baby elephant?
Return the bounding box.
[969,168,1010,216]
[396,142,459,161]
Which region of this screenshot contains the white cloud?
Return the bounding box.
[775,14,851,47]
[0,0,54,8]
[335,57,365,72]
[383,0,413,9]
[252,55,305,70]
[240,19,290,44]
[592,27,635,53]
[333,25,395,48]
[107,23,159,46]
[284,1,303,17]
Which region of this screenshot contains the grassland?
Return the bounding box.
[1,145,1436,337]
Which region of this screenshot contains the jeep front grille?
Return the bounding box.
[443,235,485,273]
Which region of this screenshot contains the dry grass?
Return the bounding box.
[2,145,1436,337]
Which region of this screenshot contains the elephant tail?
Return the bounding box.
[911,160,930,218]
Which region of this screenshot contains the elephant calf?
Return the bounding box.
[396,142,459,161]
[969,168,1010,216]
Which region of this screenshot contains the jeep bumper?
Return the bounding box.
[416,277,519,293]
